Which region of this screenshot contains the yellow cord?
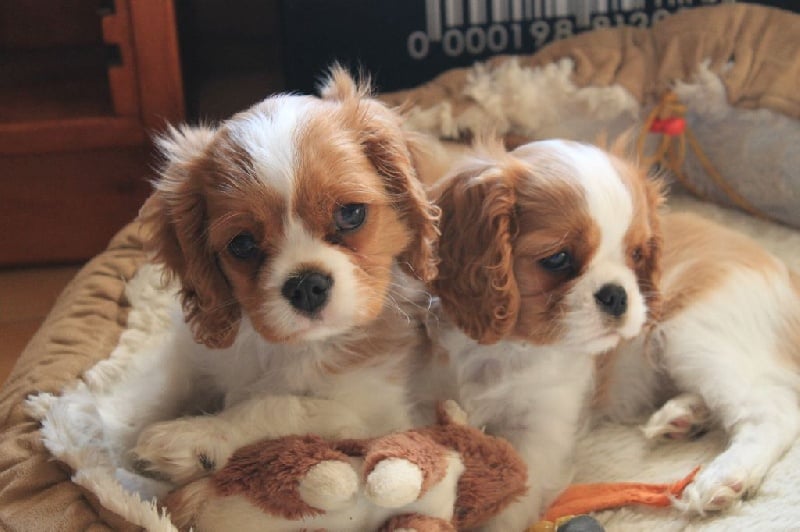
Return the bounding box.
[636,91,766,220]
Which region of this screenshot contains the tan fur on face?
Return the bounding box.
[610,154,665,323]
[293,107,414,323]
[511,175,600,344]
[320,68,441,284]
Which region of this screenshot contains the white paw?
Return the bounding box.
[481,511,531,532]
[481,491,538,532]
[642,393,711,441]
[25,393,57,420]
[131,417,233,484]
[678,458,751,513]
[297,459,359,511]
[441,399,468,425]
[365,458,423,508]
[302,403,371,440]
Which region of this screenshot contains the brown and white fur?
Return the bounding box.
[426,137,800,529]
[120,67,440,493]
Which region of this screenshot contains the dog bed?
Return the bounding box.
[383,3,800,229]
[3,3,800,531]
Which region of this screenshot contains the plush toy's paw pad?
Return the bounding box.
[298,459,359,511]
[366,458,423,508]
[642,393,711,441]
[440,399,468,425]
[131,417,231,484]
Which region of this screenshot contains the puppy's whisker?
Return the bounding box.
[384,294,413,324]
[199,297,242,314]
[386,287,436,317]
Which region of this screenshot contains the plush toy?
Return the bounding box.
[163,400,528,531]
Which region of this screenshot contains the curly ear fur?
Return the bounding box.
[324,65,440,282]
[319,62,372,101]
[139,125,241,348]
[361,126,441,282]
[431,159,521,344]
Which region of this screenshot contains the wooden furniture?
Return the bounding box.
[0,0,184,265]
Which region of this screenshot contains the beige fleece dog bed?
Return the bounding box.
[3,4,800,531]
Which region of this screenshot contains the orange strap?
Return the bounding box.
[541,466,700,523]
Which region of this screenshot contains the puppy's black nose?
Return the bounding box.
[594,283,628,317]
[281,271,333,315]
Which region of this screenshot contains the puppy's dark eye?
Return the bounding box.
[539,251,573,272]
[632,246,644,263]
[227,232,260,260]
[334,203,367,232]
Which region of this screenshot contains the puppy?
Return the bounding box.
[428,137,800,528]
[124,67,440,489]
[597,199,800,510]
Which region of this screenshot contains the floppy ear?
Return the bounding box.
[361,124,441,282]
[430,163,520,344]
[322,64,440,282]
[318,62,371,101]
[139,125,241,348]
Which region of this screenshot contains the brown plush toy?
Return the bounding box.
[164,400,527,531]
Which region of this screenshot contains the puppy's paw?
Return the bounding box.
[298,459,359,511]
[313,410,371,441]
[480,490,539,532]
[642,393,711,441]
[440,399,468,426]
[25,393,57,420]
[678,458,752,513]
[365,458,423,508]
[131,417,233,484]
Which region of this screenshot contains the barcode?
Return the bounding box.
[408,0,731,60]
[427,0,669,39]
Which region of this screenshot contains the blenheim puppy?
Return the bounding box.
[126,67,440,491]
[428,138,800,529]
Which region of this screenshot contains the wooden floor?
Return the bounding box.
[0,264,82,386]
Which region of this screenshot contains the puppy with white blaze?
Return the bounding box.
[122,67,440,501]
[426,137,800,529]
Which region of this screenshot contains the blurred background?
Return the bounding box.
[3,0,797,267]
